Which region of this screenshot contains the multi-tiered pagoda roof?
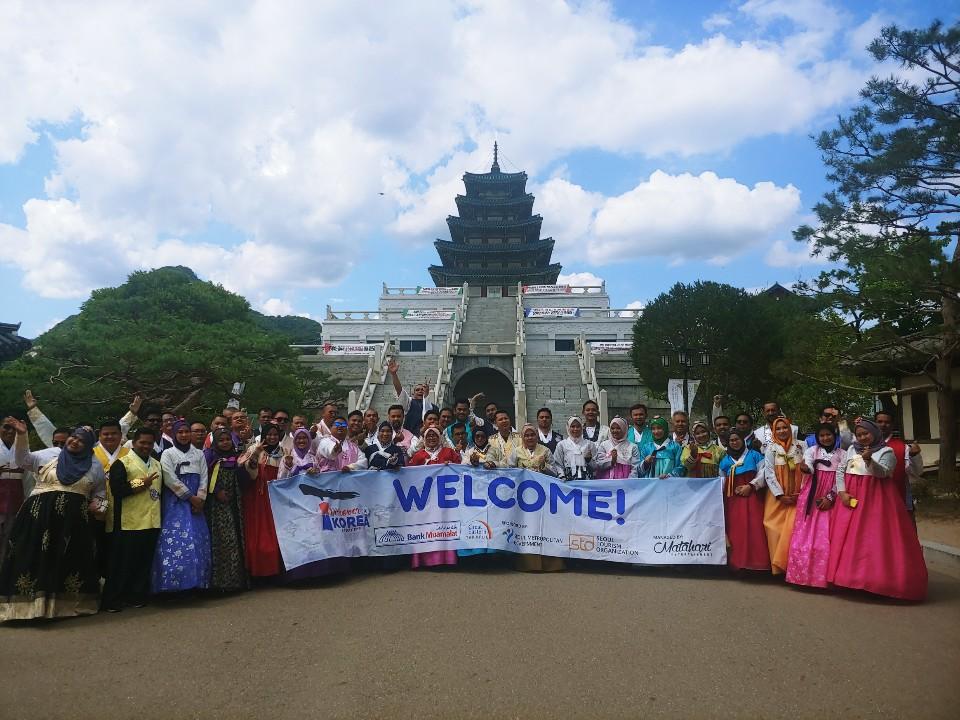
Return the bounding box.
[428,144,562,288]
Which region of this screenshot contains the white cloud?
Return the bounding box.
[0,1,871,304]
[542,171,801,266]
[557,271,605,288]
[259,298,294,316]
[764,239,826,267]
[618,299,645,318]
[703,13,733,32]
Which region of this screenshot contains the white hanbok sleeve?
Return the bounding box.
[160,449,192,499]
[593,441,613,471]
[869,446,897,478]
[27,407,56,448]
[762,445,784,497]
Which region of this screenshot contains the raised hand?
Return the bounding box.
[3,416,27,434]
[129,393,143,415]
[23,390,36,410]
[387,358,399,375]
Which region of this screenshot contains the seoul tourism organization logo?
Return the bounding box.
[653,534,714,557]
[568,534,596,552]
[463,520,492,542]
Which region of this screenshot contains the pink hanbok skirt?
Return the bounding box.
[785,470,834,588]
[411,550,458,569]
[827,472,927,601]
[595,462,633,480]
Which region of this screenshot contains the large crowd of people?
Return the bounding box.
[0,360,930,622]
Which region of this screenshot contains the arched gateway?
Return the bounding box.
[451,366,514,424]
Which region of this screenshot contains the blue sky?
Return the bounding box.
[1,0,952,336]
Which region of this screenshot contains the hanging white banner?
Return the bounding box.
[667,379,701,414]
[322,343,380,356]
[402,309,455,320]
[524,307,580,318]
[522,284,571,294]
[590,341,632,354]
[416,286,462,295]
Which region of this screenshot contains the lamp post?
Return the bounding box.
[661,348,710,416]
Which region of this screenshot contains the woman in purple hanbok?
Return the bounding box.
[152,420,211,592]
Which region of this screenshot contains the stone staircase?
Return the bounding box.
[366,354,439,417]
[458,296,517,346]
[523,354,589,424]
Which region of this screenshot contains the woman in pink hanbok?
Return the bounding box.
[827,418,927,601]
[593,417,638,479]
[785,423,841,588]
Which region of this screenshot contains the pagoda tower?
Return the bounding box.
[428,143,561,293]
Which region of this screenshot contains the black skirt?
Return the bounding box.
[0,491,100,621]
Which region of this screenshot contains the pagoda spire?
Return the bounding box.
[491,141,500,172]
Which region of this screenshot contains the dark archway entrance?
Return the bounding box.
[452,367,515,424]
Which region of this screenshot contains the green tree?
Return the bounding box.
[795,21,960,482]
[631,281,875,429]
[0,267,342,426]
[631,282,778,419]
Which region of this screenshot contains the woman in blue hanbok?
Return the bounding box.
[636,417,685,478]
[152,420,211,592]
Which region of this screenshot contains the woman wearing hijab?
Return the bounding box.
[717,428,769,572]
[462,427,504,469]
[827,418,927,601]
[240,423,285,578]
[784,423,842,589]
[509,424,563,572]
[363,421,407,470]
[637,417,684,478]
[0,420,106,621]
[593,417,638,479]
[152,420,211,593]
[680,420,725,478]
[761,416,805,575]
[553,417,596,480]
[204,428,249,593]
[278,427,320,478]
[408,427,461,569]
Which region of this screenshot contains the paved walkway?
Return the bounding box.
[2,565,958,719]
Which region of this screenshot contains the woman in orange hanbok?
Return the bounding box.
[761,417,805,575]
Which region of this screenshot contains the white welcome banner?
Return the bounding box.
[268,466,726,568]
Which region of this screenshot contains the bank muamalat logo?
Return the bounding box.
[374,521,460,547]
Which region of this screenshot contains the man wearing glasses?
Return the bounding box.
[271,410,293,452]
[805,405,853,450]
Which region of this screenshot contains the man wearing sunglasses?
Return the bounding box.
[804,405,853,450]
